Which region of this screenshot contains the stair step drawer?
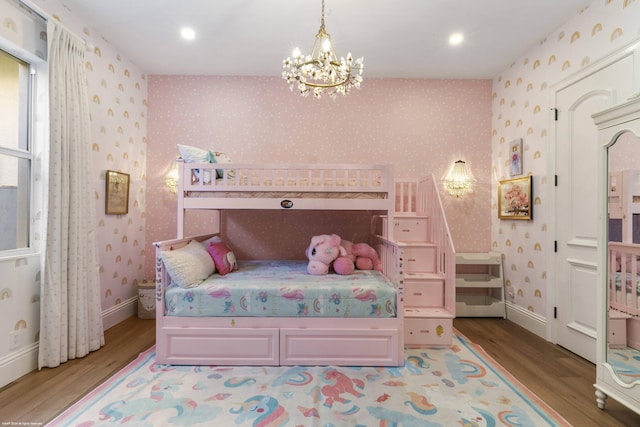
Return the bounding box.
[404,317,452,346]
[403,245,437,273]
[391,217,429,242]
[405,279,444,308]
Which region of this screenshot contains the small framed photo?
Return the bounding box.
[498,176,533,220]
[105,170,130,215]
[509,138,523,176]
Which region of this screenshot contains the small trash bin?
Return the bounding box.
[138,279,156,319]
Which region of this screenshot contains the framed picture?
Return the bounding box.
[498,175,533,220]
[105,170,130,215]
[509,138,523,176]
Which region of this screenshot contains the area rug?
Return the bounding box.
[47,332,570,427]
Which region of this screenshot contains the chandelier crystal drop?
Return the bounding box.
[282,0,363,99]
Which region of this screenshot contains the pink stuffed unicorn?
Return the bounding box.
[305,234,382,275]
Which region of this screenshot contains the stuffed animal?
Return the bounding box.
[305,234,381,275]
[338,240,382,273]
[305,234,346,275]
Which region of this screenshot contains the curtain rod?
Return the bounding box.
[18,0,90,48]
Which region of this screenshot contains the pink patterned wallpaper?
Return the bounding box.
[145,77,492,277]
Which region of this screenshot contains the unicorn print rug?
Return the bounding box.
[47,331,570,426]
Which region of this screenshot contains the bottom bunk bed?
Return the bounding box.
[608,242,640,349]
[154,233,405,366]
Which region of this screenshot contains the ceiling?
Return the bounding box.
[57,0,593,79]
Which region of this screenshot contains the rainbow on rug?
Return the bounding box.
[47,332,570,427]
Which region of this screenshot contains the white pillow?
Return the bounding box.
[161,240,216,288]
[177,144,214,163]
[176,144,234,179]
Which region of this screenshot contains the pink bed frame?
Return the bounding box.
[608,242,640,349]
[155,161,454,366]
[155,233,405,366]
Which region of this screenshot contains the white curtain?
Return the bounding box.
[39,21,104,369]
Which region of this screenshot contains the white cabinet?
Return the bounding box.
[593,96,640,415]
[455,252,505,318]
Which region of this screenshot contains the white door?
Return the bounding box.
[554,55,634,363]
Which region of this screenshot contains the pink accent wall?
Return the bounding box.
[145,76,492,277]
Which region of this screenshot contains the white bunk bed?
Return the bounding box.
[608,169,640,243]
[154,160,453,367]
[608,242,640,319]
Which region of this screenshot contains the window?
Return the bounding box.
[0,49,32,252]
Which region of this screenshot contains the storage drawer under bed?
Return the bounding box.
[157,326,402,366]
[158,327,279,365]
[280,328,400,366]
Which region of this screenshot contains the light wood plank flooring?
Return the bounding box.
[455,318,640,426]
[0,317,639,426]
[0,316,155,424]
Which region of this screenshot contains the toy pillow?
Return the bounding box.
[207,237,238,275]
[161,240,216,288]
[211,150,235,179]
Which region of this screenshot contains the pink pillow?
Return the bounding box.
[207,241,238,275]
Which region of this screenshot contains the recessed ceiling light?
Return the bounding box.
[180,27,196,41]
[449,32,464,46]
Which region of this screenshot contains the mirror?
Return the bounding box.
[607,130,640,384]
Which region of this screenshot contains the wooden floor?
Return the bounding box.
[0,317,639,426]
[455,318,640,427]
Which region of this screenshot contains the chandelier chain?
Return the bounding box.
[320,0,326,33]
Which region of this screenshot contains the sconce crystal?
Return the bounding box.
[165,164,179,194]
[443,160,474,198]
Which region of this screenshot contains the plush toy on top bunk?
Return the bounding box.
[305,234,382,275]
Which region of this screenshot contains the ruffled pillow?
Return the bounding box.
[161,240,216,288]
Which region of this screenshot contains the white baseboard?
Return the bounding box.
[505,301,547,340]
[0,343,38,389]
[102,296,138,330]
[0,296,138,388]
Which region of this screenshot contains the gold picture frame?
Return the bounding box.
[498,176,532,220]
[105,170,130,215]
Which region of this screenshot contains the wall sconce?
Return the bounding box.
[443,160,474,198]
[164,163,179,194]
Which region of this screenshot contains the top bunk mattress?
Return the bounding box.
[165,260,397,318]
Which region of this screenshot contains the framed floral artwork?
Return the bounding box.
[105,170,130,215]
[498,175,532,220]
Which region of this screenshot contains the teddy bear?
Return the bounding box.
[305,233,382,275]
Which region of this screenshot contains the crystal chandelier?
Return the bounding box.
[282,0,363,99]
[443,160,474,198]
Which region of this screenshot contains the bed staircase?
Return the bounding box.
[375,175,456,347]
